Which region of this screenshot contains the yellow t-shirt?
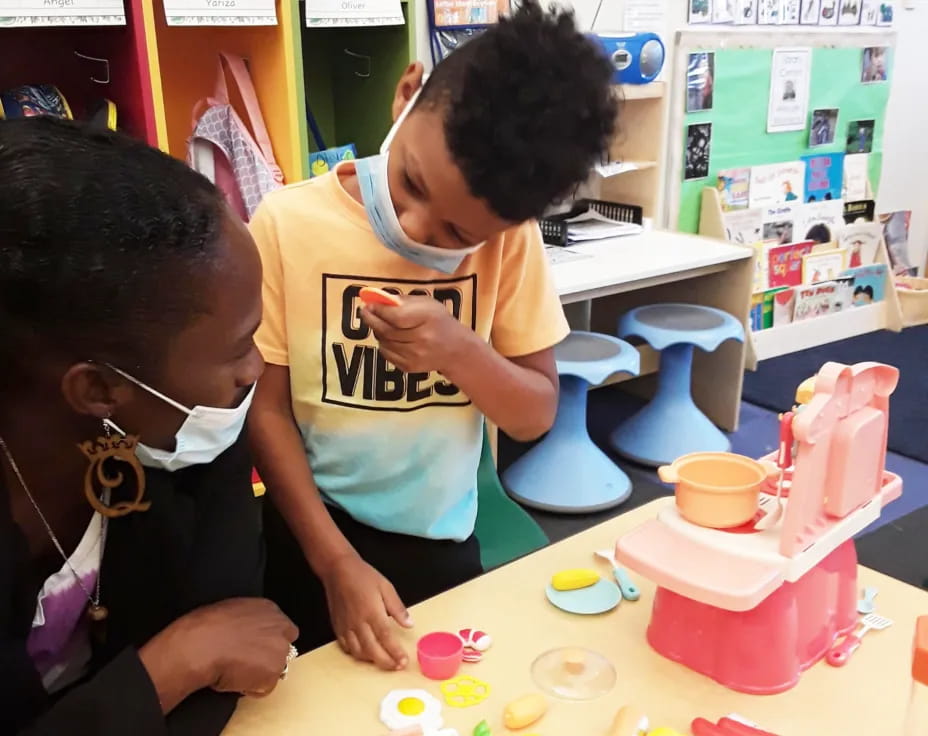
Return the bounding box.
[251,165,569,541]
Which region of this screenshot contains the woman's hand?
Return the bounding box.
[321,554,413,671]
[139,597,299,712]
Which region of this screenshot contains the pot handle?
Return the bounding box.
[657,465,678,484]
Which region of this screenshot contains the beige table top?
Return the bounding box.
[224,499,925,735]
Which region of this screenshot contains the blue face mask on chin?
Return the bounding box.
[354,86,485,274]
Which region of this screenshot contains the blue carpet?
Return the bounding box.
[742,325,928,463]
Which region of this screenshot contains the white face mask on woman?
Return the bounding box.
[105,365,255,472]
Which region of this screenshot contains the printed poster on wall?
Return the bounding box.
[767,48,812,133]
[432,0,507,27]
[0,0,124,26]
[164,0,275,25]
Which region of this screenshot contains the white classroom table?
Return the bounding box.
[548,229,754,432]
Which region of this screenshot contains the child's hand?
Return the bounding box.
[361,296,469,374]
[321,554,413,671]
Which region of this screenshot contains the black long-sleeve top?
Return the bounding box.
[0,434,263,735]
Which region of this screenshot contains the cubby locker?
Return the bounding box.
[0,1,159,146]
[143,0,308,182]
[301,0,416,159]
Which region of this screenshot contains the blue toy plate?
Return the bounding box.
[545,579,621,615]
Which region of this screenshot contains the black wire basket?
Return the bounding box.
[540,199,643,247]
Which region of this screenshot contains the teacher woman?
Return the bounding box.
[0,118,297,734]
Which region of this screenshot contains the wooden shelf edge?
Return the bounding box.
[618,81,666,101]
[752,302,889,361]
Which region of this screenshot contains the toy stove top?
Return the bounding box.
[615,361,902,612]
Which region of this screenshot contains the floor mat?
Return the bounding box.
[742,325,928,463]
[856,506,928,590]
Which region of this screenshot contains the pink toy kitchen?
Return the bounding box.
[615,361,903,694]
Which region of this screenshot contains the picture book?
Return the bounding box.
[768,240,815,288]
[774,287,797,326]
[837,221,882,267]
[802,248,848,284]
[840,263,888,304]
[749,161,805,208]
[750,293,765,331]
[716,167,751,211]
[801,152,845,203]
[752,242,770,293]
[763,288,788,328]
[793,279,854,322]
[795,199,845,244]
[723,207,763,244]
[761,203,798,244]
[844,152,869,199]
[880,210,917,276]
[844,198,875,223]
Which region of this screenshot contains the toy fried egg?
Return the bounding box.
[379,689,445,732]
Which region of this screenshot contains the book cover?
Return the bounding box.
[802,248,848,283]
[795,199,845,244]
[768,240,815,288]
[750,161,806,208]
[750,293,765,331]
[879,210,917,276]
[840,263,888,304]
[844,198,875,223]
[837,221,882,267]
[774,287,797,326]
[763,288,789,328]
[801,152,845,202]
[844,152,869,199]
[723,208,764,244]
[716,167,751,211]
[752,242,770,293]
[793,279,854,321]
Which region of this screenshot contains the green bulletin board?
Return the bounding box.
[677,44,894,233]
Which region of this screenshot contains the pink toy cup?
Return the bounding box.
[417,632,463,680]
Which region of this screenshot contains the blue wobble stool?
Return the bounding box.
[503,331,640,513]
[610,303,744,467]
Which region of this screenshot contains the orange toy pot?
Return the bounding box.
[658,452,776,529]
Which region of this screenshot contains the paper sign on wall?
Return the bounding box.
[164,0,276,26]
[306,0,403,27]
[0,0,125,26]
[767,47,812,133]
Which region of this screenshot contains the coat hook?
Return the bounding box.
[74,52,110,85]
[344,48,371,78]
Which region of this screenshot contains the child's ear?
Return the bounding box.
[392,62,425,121]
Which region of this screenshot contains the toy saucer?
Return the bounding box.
[545,579,620,615]
[530,647,617,701]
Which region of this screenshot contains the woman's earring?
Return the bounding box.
[77,418,150,518]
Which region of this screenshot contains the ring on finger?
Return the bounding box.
[280,644,298,680]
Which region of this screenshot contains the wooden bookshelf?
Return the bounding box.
[699,186,905,364]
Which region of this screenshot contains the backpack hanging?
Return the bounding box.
[188,53,283,221]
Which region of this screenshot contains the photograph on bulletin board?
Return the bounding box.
[861,47,889,83]
[687,52,715,113]
[432,0,509,27]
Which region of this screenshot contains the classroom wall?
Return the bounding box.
[876,0,928,274]
[427,0,926,274]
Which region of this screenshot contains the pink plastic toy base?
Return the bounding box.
[417,632,463,681]
[646,540,858,694]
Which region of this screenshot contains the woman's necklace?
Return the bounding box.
[0,436,109,622]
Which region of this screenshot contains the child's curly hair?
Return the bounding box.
[419,1,619,222]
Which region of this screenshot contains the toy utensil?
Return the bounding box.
[595,549,640,601]
[754,411,794,531]
[826,614,894,667]
[857,586,879,614]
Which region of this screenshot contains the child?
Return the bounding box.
[248,1,618,670]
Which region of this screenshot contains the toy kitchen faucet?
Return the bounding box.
[615,361,902,694]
